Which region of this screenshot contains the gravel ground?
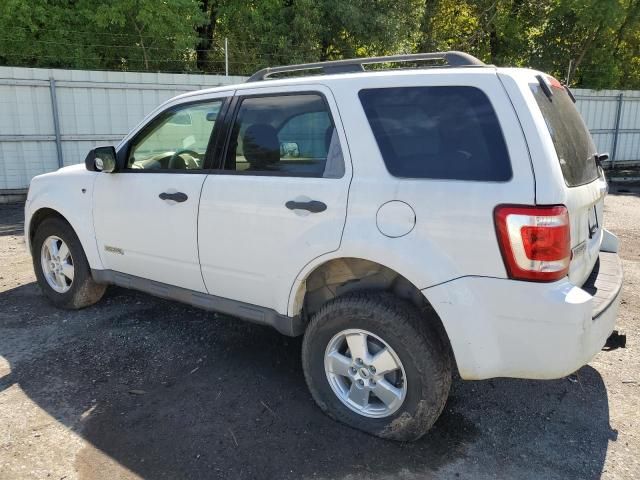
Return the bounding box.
[0,189,638,480]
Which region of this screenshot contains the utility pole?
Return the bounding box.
[565,59,573,85]
[225,37,229,77]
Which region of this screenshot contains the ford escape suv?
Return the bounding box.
[25,51,624,441]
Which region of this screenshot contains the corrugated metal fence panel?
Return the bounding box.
[573,88,640,164]
[0,66,245,189]
[1,69,640,191]
[618,90,640,162]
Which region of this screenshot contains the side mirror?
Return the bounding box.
[85,146,117,173]
[280,142,300,158]
[168,112,192,126]
[594,152,609,170]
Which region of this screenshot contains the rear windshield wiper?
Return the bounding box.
[563,85,577,103]
[536,75,553,101]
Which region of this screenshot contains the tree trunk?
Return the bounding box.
[489,27,499,64]
[320,39,330,61]
[570,22,605,80]
[613,0,640,56]
[133,21,149,71]
[485,1,500,64]
[419,0,440,52]
[196,0,219,72]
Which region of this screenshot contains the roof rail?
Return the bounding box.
[246,51,485,82]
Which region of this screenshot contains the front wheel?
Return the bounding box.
[301,292,452,441]
[32,217,106,309]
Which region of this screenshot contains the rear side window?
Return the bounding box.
[222,93,344,178]
[530,83,599,187]
[358,86,512,181]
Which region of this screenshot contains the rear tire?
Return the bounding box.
[301,292,451,441]
[32,217,106,309]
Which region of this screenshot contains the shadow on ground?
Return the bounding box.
[0,205,23,236]
[607,176,640,198]
[0,279,617,479]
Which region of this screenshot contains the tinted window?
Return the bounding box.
[223,94,344,178]
[359,87,511,181]
[128,100,222,170]
[530,84,599,187]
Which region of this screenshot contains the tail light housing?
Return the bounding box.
[494,205,571,282]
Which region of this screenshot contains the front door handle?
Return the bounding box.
[285,200,327,213]
[159,191,188,203]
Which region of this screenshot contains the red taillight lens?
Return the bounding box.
[520,225,570,261]
[494,205,570,282]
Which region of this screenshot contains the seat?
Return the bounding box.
[242,123,280,170]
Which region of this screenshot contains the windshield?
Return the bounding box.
[530,83,599,187]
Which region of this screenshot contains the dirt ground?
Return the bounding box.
[0,188,638,480]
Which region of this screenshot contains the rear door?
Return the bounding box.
[197,84,352,314]
[517,73,607,285]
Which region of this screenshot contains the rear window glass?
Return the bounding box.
[530,83,599,187]
[358,86,512,181]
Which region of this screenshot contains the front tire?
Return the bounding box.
[302,292,451,441]
[32,217,106,309]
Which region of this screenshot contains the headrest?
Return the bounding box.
[242,124,280,168]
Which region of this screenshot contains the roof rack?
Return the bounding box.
[246,51,485,82]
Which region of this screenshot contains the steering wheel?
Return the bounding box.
[168,149,200,169]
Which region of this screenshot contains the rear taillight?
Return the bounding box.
[494,205,570,282]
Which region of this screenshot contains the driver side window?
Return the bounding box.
[127,100,223,170]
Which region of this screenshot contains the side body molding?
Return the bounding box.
[92,269,304,336]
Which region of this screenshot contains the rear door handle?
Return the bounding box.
[285,200,327,213]
[159,191,188,203]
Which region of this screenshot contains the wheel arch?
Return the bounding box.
[27,205,103,271]
[291,257,421,314]
[290,257,455,365]
[28,208,70,253]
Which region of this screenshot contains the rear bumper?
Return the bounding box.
[425,239,623,380]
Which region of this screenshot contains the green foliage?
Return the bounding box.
[0,0,205,72]
[0,0,638,88]
[418,0,640,88]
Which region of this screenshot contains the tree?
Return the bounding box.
[0,0,205,72]
[0,0,638,88]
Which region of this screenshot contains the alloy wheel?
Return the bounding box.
[324,328,407,418]
[40,235,74,293]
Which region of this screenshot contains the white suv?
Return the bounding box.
[25,52,624,441]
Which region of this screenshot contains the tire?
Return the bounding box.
[32,217,106,309]
[301,292,452,441]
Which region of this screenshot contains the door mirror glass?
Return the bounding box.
[168,111,192,126]
[85,146,117,173]
[280,142,300,158]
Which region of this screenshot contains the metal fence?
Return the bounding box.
[573,88,640,166]
[0,67,245,191]
[1,67,639,192]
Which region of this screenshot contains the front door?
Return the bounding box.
[93,95,228,292]
[198,85,352,313]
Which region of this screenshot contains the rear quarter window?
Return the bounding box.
[530,83,599,187]
[358,86,512,181]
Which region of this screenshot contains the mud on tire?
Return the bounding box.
[301,291,452,441]
[32,217,106,309]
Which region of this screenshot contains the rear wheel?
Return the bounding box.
[32,217,106,309]
[301,292,451,441]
